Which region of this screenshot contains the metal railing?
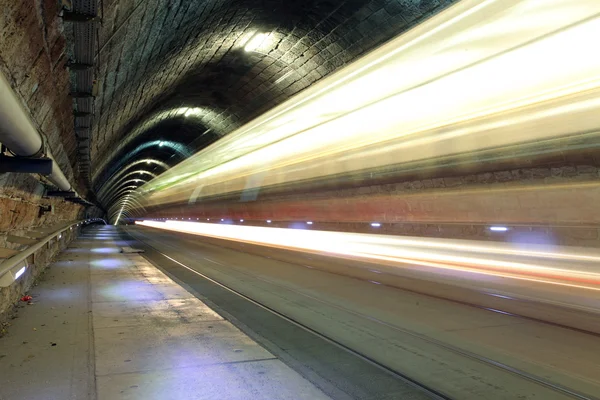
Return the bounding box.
[0,218,105,287]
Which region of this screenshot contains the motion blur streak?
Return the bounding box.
[120,0,600,215]
[137,221,600,293]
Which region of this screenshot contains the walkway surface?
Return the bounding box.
[0,226,330,400]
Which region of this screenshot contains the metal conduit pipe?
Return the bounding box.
[0,71,75,193]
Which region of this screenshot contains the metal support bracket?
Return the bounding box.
[0,154,53,174]
[70,92,95,98]
[62,12,99,22]
[66,62,93,71]
[46,190,77,197]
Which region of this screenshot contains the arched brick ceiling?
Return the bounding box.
[91,0,456,194]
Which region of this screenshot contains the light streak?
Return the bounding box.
[137,220,600,292]
[122,0,600,213]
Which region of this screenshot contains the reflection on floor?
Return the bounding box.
[0,226,330,400]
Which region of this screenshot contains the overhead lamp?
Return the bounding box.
[245,33,267,52]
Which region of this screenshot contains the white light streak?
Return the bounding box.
[136,220,600,292]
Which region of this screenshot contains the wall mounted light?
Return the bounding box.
[15,266,26,279]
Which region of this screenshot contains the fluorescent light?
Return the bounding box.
[266,220,272,223]
[307,221,313,225]
[490,226,509,232]
[15,266,26,279]
[244,33,267,52]
[371,223,381,227]
[240,219,244,222]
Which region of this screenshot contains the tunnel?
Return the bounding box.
[1,1,600,399]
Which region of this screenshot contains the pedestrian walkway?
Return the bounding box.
[0,226,330,400]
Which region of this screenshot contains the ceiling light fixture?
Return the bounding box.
[245,33,267,52]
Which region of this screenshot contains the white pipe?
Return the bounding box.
[0,71,72,191]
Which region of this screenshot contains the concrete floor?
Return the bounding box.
[0,226,331,400]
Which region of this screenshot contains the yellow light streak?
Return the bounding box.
[137,220,600,292]
[125,0,600,211]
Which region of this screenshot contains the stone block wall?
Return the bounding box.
[0,173,83,249]
[0,0,86,242]
[0,0,78,180]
